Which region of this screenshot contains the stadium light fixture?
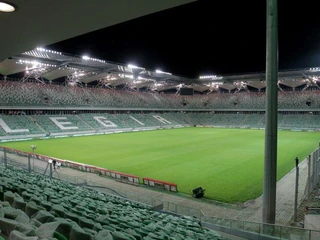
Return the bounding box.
[156,69,172,75]
[36,47,62,55]
[125,74,134,79]
[0,1,16,12]
[128,64,145,70]
[16,59,57,68]
[82,55,105,63]
[199,75,223,80]
[207,82,223,87]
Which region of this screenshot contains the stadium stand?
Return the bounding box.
[1,111,320,140]
[1,80,320,109]
[0,165,224,240]
[0,115,43,136]
[32,115,93,133]
[0,79,320,142]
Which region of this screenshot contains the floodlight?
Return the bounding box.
[128,64,138,69]
[128,64,145,70]
[123,74,134,79]
[82,55,90,60]
[0,1,16,12]
[156,69,172,75]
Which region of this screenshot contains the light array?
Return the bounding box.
[155,69,172,75]
[207,82,223,88]
[215,82,223,85]
[138,76,154,81]
[73,71,86,77]
[304,76,319,83]
[82,55,106,63]
[36,48,62,55]
[128,64,145,70]
[119,74,134,79]
[105,75,118,81]
[234,81,247,87]
[309,67,320,71]
[17,60,57,68]
[60,66,77,71]
[199,75,223,80]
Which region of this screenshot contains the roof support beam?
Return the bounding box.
[263,0,278,225]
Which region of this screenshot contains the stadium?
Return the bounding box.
[1,1,320,240]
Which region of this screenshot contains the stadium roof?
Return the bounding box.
[0,0,194,61]
[1,48,320,92]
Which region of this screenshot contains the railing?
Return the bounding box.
[200,214,320,240]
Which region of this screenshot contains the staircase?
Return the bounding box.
[75,115,94,130]
[256,115,265,128]
[28,116,46,133]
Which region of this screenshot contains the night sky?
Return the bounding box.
[48,0,320,78]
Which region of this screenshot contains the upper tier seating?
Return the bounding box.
[1,80,320,109]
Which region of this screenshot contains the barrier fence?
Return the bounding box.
[1,145,320,239]
[201,215,320,240]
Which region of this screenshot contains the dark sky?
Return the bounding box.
[48,0,320,78]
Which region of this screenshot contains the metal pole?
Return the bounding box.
[28,155,31,174]
[49,162,52,180]
[294,157,299,222]
[3,148,7,168]
[307,154,311,196]
[263,0,278,224]
[32,149,35,172]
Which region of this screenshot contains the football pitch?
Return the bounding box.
[1,128,319,203]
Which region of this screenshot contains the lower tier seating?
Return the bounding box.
[0,166,224,240]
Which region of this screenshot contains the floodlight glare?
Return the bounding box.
[128,64,145,70]
[124,74,134,79]
[0,1,16,12]
[128,64,139,69]
[156,69,172,75]
[82,55,90,60]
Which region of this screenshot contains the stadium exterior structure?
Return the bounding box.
[0,48,320,140]
[1,48,320,95]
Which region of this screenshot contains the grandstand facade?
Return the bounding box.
[0,49,320,139]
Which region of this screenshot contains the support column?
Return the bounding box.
[28,155,31,174]
[294,157,299,222]
[307,154,311,196]
[263,0,278,224]
[3,148,7,168]
[49,162,52,180]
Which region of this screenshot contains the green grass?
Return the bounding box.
[1,128,319,203]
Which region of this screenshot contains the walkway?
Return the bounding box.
[236,160,308,224]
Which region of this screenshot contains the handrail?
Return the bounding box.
[200,213,320,240]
